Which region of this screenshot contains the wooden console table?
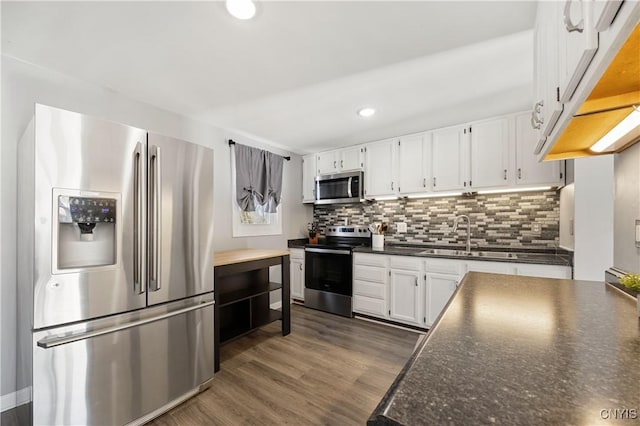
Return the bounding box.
[213,249,291,372]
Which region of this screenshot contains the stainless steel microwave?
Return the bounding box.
[315,171,364,205]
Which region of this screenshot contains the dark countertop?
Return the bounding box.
[368,272,640,425]
[288,239,572,266]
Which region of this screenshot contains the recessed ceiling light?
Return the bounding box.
[357,107,376,118]
[226,0,256,20]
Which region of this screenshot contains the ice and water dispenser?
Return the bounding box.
[55,191,119,270]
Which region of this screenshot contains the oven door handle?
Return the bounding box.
[305,247,351,255]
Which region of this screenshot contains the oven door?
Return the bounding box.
[304,247,352,296]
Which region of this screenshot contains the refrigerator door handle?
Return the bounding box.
[36,300,215,349]
[150,145,162,292]
[134,142,145,295]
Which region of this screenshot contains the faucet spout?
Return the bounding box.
[452,215,471,254]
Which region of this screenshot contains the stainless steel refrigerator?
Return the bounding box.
[17,104,215,425]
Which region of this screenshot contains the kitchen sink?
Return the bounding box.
[419,249,518,259]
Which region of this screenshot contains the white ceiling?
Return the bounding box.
[2,1,537,154]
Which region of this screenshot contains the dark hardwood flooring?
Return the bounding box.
[0,305,419,426]
[149,304,419,425]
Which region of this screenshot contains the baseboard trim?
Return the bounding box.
[1,387,31,412]
[269,301,282,310]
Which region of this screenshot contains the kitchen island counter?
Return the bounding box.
[369,272,640,425]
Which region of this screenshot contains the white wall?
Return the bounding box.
[559,183,575,251]
[614,142,640,273]
[573,156,614,281]
[0,55,312,405]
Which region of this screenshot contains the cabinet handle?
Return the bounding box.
[530,111,541,130]
[415,277,418,287]
[563,0,584,33]
[341,160,344,169]
[423,177,426,187]
[464,181,466,187]
[433,177,436,187]
[391,182,394,191]
[518,168,522,179]
[333,160,337,169]
[503,169,507,180]
[299,264,303,271]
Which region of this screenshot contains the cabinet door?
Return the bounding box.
[340,146,363,171]
[431,126,468,191]
[425,273,458,327]
[317,151,338,175]
[389,269,421,326]
[558,0,598,102]
[302,154,317,203]
[533,1,564,140]
[364,139,397,197]
[470,118,510,189]
[398,133,430,195]
[290,258,305,300]
[515,113,563,186]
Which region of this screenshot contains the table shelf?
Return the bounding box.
[214,251,290,372]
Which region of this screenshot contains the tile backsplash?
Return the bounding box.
[313,190,560,248]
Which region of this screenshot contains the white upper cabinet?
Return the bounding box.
[431,125,469,192]
[558,0,599,103]
[316,146,364,175]
[317,150,339,175]
[470,117,510,189]
[364,138,398,198]
[398,133,431,195]
[515,112,564,186]
[302,154,317,203]
[340,145,364,171]
[532,1,564,147]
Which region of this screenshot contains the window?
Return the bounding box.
[231,143,284,237]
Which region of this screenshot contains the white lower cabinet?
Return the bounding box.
[389,268,422,326]
[465,260,516,275]
[425,273,459,327]
[353,252,572,329]
[290,249,305,301]
[353,254,388,319]
[515,264,572,279]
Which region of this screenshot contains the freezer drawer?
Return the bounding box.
[32,297,214,426]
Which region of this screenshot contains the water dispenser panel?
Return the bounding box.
[59,197,117,224]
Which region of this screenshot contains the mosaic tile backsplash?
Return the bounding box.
[313,190,560,248]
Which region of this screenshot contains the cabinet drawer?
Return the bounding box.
[353,279,386,299]
[354,264,387,284]
[353,253,387,267]
[466,260,516,275]
[289,248,304,260]
[388,255,422,271]
[353,295,386,318]
[515,264,572,279]
[425,258,463,275]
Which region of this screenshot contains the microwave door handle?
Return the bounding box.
[347,176,353,198]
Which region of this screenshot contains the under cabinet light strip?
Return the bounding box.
[590,106,640,153]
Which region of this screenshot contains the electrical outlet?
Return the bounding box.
[397,222,407,233]
[531,222,542,235]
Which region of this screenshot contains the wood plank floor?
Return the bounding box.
[149,304,420,426]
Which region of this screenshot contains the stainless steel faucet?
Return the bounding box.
[452,215,471,254]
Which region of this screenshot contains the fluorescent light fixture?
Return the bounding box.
[226,0,256,20]
[372,196,399,201]
[590,106,640,153]
[406,192,463,199]
[476,186,553,195]
[357,107,376,117]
